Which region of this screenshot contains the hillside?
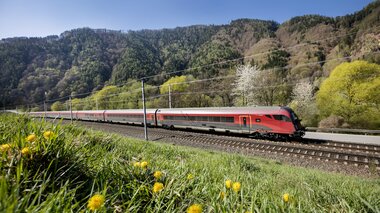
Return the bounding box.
[0,1,379,113]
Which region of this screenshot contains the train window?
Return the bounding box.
[283,116,291,122]
[188,116,195,121]
[212,117,221,122]
[256,118,261,122]
[273,115,291,122]
[265,115,272,119]
[200,116,207,121]
[225,117,234,123]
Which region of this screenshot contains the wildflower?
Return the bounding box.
[187,173,194,180]
[187,204,202,213]
[225,179,232,189]
[232,182,241,193]
[219,191,225,199]
[43,131,54,139]
[87,194,105,211]
[1,144,12,152]
[26,134,36,142]
[21,147,30,156]
[133,162,141,167]
[283,193,290,203]
[140,161,148,169]
[153,182,164,193]
[154,171,162,179]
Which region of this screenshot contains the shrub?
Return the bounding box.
[318,115,347,128]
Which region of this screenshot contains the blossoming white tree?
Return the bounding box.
[233,64,260,106]
[290,80,317,126]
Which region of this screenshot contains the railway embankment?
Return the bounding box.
[1,114,379,212]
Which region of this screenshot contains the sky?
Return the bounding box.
[0,0,374,39]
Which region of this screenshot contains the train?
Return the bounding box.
[29,106,305,139]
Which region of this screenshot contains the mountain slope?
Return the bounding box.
[0,1,379,107]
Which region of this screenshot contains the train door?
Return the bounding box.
[239,115,250,133]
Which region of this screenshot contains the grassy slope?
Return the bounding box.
[0,114,379,212]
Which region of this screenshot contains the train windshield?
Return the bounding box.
[283,107,300,121]
[290,111,299,121]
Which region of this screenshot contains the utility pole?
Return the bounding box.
[168,84,172,109]
[69,96,73,123]
[141,80,148,141]
[44,91,47,117]
[44,101,46,117]
[96,98,98,110]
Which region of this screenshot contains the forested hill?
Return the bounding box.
[1,1,379,108]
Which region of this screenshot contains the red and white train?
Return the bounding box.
[30,106,305,139]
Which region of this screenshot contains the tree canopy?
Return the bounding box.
[317,60,380,128]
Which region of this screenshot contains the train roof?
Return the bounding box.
[104,109,157,114]
[156,106,290,115]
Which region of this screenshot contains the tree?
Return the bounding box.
[160,75,194,108]
[290,81,318,126]
[233,64,289,106]
[160,75,193,94]
[316,60,380,129]
[233,64,260,106]
[92,85,119,109]
[189,42,242,79]
[51,101,65,111]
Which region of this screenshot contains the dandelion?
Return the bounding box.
[232,182,241,193]
[153,182,164,193]
[219,191,226,199]
[133,162,141,167]
[21,147,30,156]
[1,144,11,152]
[43,131,54,139]
[140,161,148,169]
[225,179,232,189]
[154,171,162,179]
[26,134,36,142]
[187,173,194,180]
[283,193,290,203]
[187,204,202,213]
[87,194,105,211]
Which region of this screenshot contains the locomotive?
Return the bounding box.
[30,106,305,139]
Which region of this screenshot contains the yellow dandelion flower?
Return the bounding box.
[87,194,105,211]
[225,179,232,189]
[219,191,225,199]
[283,193,290,203]
[187,174,194,180]
[154,171,162,179]
[43,131,54,139]
[133,162,141,167]
[153,182,164,193]
[21,147,30,156]
[232,182,241,193]
[140,161,148,169]
[1,144,12,152]
[26,134,36,142]
[187,204,202,213]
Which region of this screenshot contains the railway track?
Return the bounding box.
[59,120,380,169]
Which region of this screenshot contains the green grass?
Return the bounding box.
[0,113,379,212]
